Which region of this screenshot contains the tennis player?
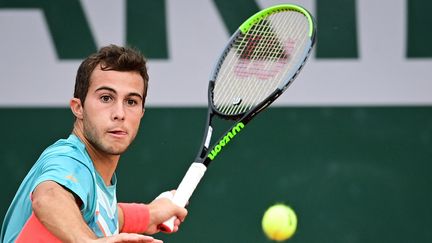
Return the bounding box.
[1,45,187,242]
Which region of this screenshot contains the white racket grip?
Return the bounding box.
[159,162,207,232]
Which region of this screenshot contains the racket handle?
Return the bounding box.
[159,162,207,232]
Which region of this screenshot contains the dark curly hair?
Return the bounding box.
[74,44,149,107]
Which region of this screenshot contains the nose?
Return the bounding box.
[112,101,125,121]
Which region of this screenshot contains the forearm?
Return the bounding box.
[32,181,96,243]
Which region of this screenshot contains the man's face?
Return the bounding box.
[81,65,145,155]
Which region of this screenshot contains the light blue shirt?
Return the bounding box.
[1,134,119,243]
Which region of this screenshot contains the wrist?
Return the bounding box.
[118,203,150,233]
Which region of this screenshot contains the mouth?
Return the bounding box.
[107,129,128,137]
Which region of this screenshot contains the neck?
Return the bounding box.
[72,124,119,186]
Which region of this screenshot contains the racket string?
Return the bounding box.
[213,10,310,116]
[222,23,269,115]
[239,15,290,110]
[216,12,303,109]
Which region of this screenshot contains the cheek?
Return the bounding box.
[131,114,143,127]
[83,108,106,131]
[89,102,110,119]
[128,111,143,129]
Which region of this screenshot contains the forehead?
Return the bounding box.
[89,65,145,94]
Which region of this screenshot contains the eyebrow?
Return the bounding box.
[95,86,143,100]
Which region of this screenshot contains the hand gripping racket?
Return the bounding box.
[160,4,316,232]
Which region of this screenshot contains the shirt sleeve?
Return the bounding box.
[32,155,95,211]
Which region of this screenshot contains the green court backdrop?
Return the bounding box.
[1,1,432,242]
[1,107,431,243]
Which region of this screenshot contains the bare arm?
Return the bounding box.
[31,181,163,243]
[31,180,97,242]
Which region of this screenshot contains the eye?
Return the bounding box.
[100,95,112,103]
[126,99,138,106]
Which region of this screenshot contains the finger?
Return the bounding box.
[176,207,188,222]
[111,233,157,242]
[174,218,182,227]
[170,190,190,207]
[155,191,173,201]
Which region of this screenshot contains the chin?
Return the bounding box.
[107,147,128,155]
[100,142,129,155]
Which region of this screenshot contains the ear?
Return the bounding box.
[70,98,84,119]
[141,108,145,118]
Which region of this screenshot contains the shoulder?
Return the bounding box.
[34,134,96,195]
[39,134,93,170]
[32,135,97,214]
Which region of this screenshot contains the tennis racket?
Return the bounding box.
[160,4,316,232]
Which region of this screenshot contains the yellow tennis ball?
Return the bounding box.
[262,204,297,241]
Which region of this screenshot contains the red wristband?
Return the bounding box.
[118,203,150,233]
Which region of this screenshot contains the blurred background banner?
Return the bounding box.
[1,1,431,242]
[0,0,431,107]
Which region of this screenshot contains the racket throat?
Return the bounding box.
[206,122,245,162]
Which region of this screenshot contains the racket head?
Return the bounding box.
[208,4,316,120]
